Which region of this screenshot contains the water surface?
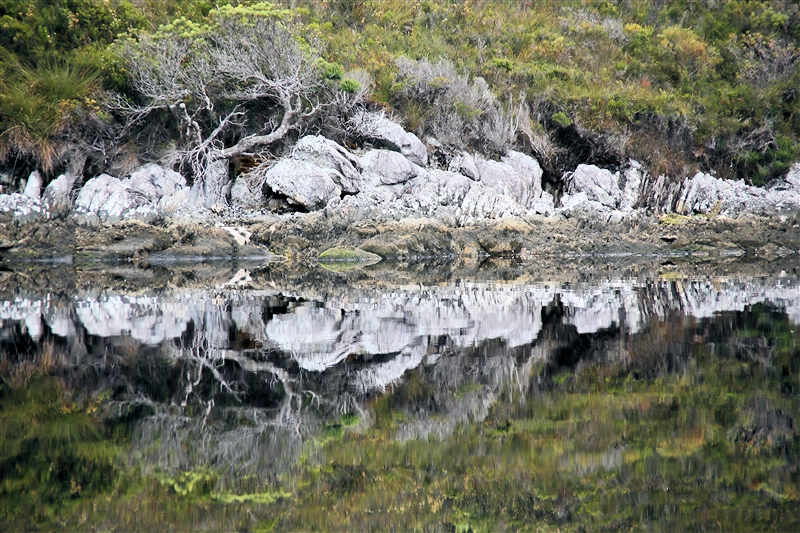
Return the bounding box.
[1,260,799,531]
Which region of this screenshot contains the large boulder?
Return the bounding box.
[124,163,186,202]
[765,163,800,212]
[566,164,622,209]
[42,174,74,214]
[502,150,543,199]
[459,183,527,220]
[360,149,425,189]
[73,174,158,225]
[292,135,363,194]
[558,191,613,219]
[401,169,473,216]
[474,158,530,206]
[356,112,428,166]
[265,160,340,211]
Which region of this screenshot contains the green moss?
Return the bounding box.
[318,246,381,262]
[659,213,690,225]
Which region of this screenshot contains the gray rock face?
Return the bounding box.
[360,149,424,188]
[125,163,186,201]
[293,135,363,194]
[475,158,530,207]
[567,164,622,208]
[42,174,74,213]
[619,160,645,210]
[23,171,43,200]
[265,160,340,211]
[73,174,158,225]
[448,152,480,181]
[678,173,749,215]
[0,193,46,223]
[402,169,473,216]
[559,191,612,220]
[460,184,527,220]
[229,175,265,209]
[356,112,428,166]
[677,171,800,217]
[530,191,556,216]
[502,150,543,198]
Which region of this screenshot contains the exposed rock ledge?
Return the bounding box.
[2,129,800,264]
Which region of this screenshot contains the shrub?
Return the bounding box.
[392,56,517,155]
[0,55,100,174]
[339,78,362,94]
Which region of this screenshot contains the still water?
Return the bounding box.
[1,260,799,531]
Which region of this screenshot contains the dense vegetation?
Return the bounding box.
[1,0,799,195]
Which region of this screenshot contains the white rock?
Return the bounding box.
[127,163,186,199]
[529,191,556,216]
[0,193,46,222]
[123,171,158,203]
[678,172,766,217]
[23,171,43,199]
[292,135,363,194]
[448,152,480,181]
[460,183,527,219]
[42,174,73,212]
[619,160,644,210]
[265,159,340,211]
[559,191,612,218]
[73,174,157,225]
[360,149,424,188]
[402,169,473,214]
[502,150,543,198]
[158,187,192,215]
[475,158,529,206]
[567,164,622,208]
[355,112,428,166]
[229,175,264,209]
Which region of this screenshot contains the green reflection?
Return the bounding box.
[0,373,123,528]
[1,302,799,532]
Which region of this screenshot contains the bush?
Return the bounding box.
[392,56,517,155]
[0,55,100,174]
[339,78,362,94]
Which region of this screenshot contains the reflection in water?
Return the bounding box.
[1,266,800,530]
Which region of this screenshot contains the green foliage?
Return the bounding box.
[0,0,146,65]
[338,77,362,93]
[0,375,122,525]
[158,470,216,498]
[2,0,799,183]
[551,111,573,127]
[320,60,345,80]
[0,55,100,172]
[490,57,514,72]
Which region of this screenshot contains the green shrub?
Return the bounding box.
[551,111,573,127]
[339,77,362,93]
[322,60,345,80]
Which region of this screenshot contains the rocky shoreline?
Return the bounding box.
[3,119,800,267]
[1,208,799,269]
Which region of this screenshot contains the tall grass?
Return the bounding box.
[0,55,100,174]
